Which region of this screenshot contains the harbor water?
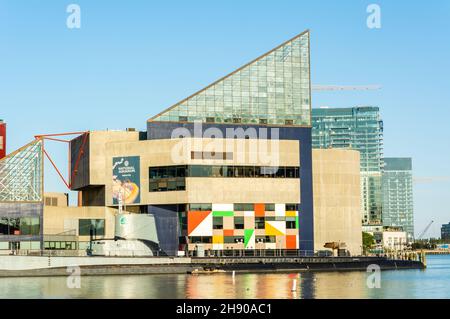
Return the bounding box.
[0,255,448,299]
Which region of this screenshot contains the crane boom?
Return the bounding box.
[312,84,382,91]
[417,220,434,240]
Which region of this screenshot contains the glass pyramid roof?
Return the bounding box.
[0,139,43,202]
[149,30,311,126]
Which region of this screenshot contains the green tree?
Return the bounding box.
[362,232,375,255]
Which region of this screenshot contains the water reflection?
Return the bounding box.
[0,256,447,299]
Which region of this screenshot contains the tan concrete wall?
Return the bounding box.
[186,178,300,204]
[89,131,140,185]
[313,149,362,256]
[43,192,68,207]
[103,137,300,206]
[43,206,116,241]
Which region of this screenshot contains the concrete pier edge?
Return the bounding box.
[0,256,425,277]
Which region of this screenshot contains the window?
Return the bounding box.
[234,217,244,229]
[234,204,254,211]
[255,217,265,229]
[79,219,105,236]
[213,217,223,230]
[244,166,255,177]
[188,204,212,211]
[286,204,300,211]
[265,204,275,211]
[20,217,40,235]
[189,236,212,244]
[189,165,212,177]
[286,218,296,229]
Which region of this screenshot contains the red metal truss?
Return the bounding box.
[35,131,89,189]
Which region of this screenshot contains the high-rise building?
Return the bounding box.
[382,158,414,240]
[311,107,384,225]
[0,120,6,159]
[442,223,450,241]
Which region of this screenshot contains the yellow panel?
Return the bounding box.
[265,222,284,236]
[213,235,224,244]
[285,211,297,217]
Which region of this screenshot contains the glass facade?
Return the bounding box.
[0,139,43,202]
[149,31,311,126]
[78,219,105,236]
[382,158,414,240]
[442,223,450,241]
[311,107,384,225]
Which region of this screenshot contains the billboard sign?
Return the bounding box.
[112,156,141,205]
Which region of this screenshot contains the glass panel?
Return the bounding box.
[150,31,311,126]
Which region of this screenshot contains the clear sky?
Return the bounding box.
[1,0,449,238]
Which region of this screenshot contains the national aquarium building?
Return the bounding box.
[70,30,315,256]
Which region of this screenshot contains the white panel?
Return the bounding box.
[266,243,276,249]
[213,244,223,250]
[190,214,213,237]
[244,211,255,217]
[212,204,233,211]
[275,204,285,217]
[267,220,286,235]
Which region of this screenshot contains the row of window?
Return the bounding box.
[179,117,299,126]
[186,203,300,212]
[150,165,300,179]
[0,217,40,236]
[189,236,279,244]
[212,217,297,230]
[149,165,299,193]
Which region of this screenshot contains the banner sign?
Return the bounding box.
[112,156,141,205]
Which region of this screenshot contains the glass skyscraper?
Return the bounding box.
[311,106,384,225]
[382,158,414,240]
[442,223,450,241]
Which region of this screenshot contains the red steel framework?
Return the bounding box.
[0,122,6,159]
[34,131,89,189]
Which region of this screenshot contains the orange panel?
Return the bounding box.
[224,229,234,236]
[254,203,265,217]
[188,211,211,235]
[286,235,297,250]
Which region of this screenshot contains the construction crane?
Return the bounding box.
[417,220,434,240]
[312,84,382,92]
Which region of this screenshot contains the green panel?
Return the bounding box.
[150,31,311,126]
[244,229,254,248]
[295,216,299,229]
[212,211,234,217]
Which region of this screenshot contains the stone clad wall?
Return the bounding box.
[313,149,362,256]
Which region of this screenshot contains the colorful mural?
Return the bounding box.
[187,203,300,250]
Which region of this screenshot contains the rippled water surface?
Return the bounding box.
[0,255,448,299]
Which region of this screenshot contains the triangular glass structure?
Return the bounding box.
[149,30,311,126]
[0,139,43,202]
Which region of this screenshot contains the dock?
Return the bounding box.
[0,255,425,277]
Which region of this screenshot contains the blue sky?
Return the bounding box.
[1,0,449,237]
